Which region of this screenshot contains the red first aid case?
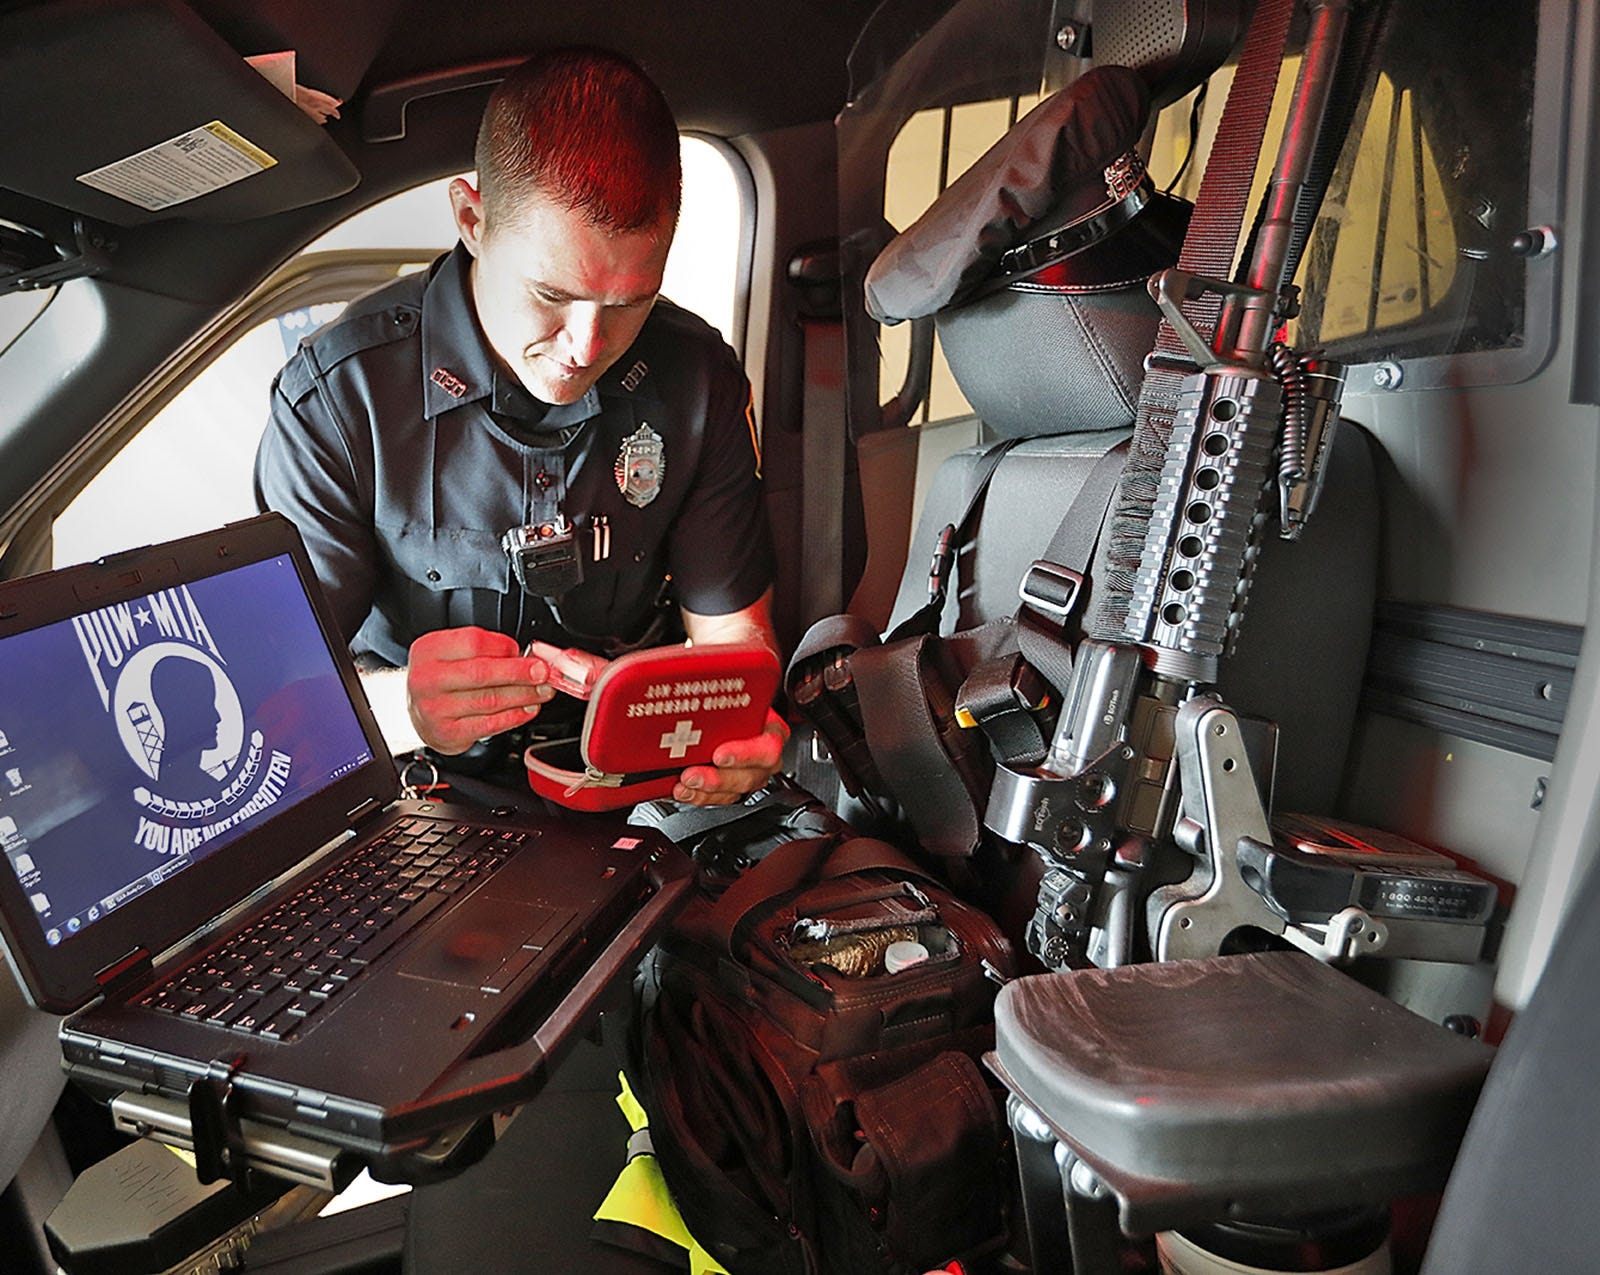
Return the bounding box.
[524,641,781,811]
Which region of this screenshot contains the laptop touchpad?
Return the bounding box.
[395,897,566,990]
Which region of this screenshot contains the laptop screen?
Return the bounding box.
[0,551,374,949]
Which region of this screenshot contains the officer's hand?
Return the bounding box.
[406,627,554,755]
[672,708,789,807]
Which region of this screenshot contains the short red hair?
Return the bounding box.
[476,47,681,234]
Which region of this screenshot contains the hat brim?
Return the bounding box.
[983,191,1193,299]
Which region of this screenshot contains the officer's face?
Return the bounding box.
[451,179,672,405]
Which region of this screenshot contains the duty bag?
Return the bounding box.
[630,833,1017,1275]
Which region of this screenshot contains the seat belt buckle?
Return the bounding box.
[1018,560,1084,622]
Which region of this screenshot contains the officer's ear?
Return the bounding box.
[449,177,487,258]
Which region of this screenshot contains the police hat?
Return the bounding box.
[865,65,1189,323]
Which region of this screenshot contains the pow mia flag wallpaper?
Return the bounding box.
[0,554,373,947]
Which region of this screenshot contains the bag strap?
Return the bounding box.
[629,781,815,847]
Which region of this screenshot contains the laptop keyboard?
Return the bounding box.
[136,817,527,1041]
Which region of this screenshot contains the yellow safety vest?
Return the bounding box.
[593,1073,730,1275]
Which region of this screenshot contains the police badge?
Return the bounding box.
[615,422,666,508]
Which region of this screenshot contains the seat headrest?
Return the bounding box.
[865,66,1161,325]
[866,65,1194,439]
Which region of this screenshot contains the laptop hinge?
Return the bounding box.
[345,797,385,828]
[94,947,153,998]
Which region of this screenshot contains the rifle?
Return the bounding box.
[987,0,1371,970]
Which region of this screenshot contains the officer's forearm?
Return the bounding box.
[680,590,778,660]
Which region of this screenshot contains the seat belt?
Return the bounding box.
[791,244,850,626]
[956,441,1130,766]
[846,439,1129,854]
[886,435,1024,642]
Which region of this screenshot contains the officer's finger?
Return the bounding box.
[670,773,742,806]
[709,710,789,770]
[524,641,607,696]
[673,758,774,805]
[408,681,555,753]
[426,682,557,720]
[411,649,549,698]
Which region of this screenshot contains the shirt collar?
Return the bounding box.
[419,242,602,426]
[490,361,600,428]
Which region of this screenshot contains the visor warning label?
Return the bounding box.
[77,121,277,212]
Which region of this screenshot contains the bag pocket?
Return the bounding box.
[803,1044,1006,1274]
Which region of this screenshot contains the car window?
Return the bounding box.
[1147,0,1545,380]
[51,136,749,568]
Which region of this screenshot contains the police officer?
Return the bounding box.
[255,47,784,806]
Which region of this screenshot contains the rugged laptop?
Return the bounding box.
[0,513,691,1183]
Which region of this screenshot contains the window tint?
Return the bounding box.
[52,137,748,568]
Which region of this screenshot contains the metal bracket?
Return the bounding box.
[114,1090,351,1193]
[1148,268,1274,372]
[1282,906,1390,962]
[1151,695,1289,959]
[987,741,1135,866]
[989,739,1135,970]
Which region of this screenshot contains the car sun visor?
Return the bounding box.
[863,65,1151,325]
[0,0,359,227]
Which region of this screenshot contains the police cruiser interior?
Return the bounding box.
[0,0,1596,1272]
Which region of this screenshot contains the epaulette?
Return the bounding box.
[276,303,420,404]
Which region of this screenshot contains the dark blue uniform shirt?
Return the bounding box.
[254,244,774,671]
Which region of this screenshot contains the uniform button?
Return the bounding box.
[425,569,441,582]
[633,550,646,562]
